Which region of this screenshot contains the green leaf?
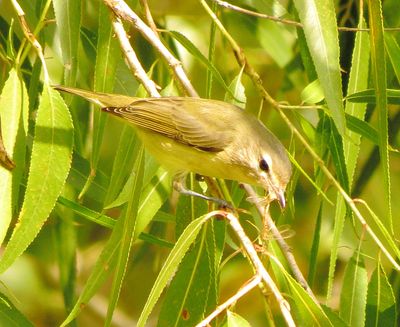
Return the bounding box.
[384,33,400,83]
[57,196,173,248]
[137,212,215,327]
[345,114,378,146]
[53,0,81,87]
[368,0,392,230]
[293,0,345,134]
[157,227,212,326]
[166,30,235,98]
[0,292,34,327]
[134,167,171,239]
[103,126,137,206]
[316,113,349,193]
[225,67,246,108]
[0,69,29,246]
[346,88,400,104]
[226,310,252,327]
[270,257,336,326]
[257,19,295,68]
[339,252,368,327]
[60,203,125,327]
[90,1,121,185]
[105,146,144,326]
[365,263,397,327]
[0,83,73,273]
[301,79,324,104]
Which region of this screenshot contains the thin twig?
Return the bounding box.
[111,17,160,97]
[103,0,199,97]
[10,0,49,80]
[243,184,317,301]
[223,211,295,326]
[213,0,400,32]
[213,0,302,28]
[139,0,159,37]
[199,0,400,271]
[196,275,262,327]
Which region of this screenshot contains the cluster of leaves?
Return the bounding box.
[0,0,399,326]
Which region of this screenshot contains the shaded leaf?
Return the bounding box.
[339,252,368,327]
[365,263,397,327]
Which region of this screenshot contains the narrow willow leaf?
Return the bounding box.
[346,88,400,104]
[384,34,400,82]
[53,0,81,86]
[0,83,73,273]
[270,257,337,326]
[293,0,345,134]
[329,23,369,305]
[343,20,369,183]
[68,153,109,202]
[137,213,215,327]
[91,1,120,181]
[60,206,125,327]
[134,167,171,239]
[54,187,77,316]
[57,196,173,248]
[365,263,397,327]
[307,204,322,286]
[368,0,392,230]
[166,30,235,98]
[339,252,368,327]
[0,69,29,246]
[105,146,144,326]
[226,310,252,327]
[104,126,137,206]
[0,292,34,327]
[158,227,212,327]
[316,113,349,192]
[345,114,378,145]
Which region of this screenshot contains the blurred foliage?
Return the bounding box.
[0,0,399,326]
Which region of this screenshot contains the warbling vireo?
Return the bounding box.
[54,86,292,207]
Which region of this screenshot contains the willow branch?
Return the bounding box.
[213,0,400,32]
[103,0,198,97]
[196,275,262,327]
[110,16,160,97]
[139,0,159,37]
[243,184,317,300]
[223,211,295,327]
[10,0,49,80]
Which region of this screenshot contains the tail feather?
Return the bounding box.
[52,85,137,107]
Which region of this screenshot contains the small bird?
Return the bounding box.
[54,86,292,208]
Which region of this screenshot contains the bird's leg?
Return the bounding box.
[173,172,233,209]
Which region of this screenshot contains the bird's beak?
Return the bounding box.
[276,189,286,209]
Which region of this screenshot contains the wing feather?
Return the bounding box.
[103,98,234,152]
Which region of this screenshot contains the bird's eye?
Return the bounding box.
[259,158,270,172]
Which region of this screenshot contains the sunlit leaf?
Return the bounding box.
[0,83,73,273]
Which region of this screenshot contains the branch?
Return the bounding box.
[223,211,295,326]
[196,275,262,327]
[10,0,49,80]
[213,0,400,32]
[110,16,160,97]
[243,184,317,301]
[103,0,199,97]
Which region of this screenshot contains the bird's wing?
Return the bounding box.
[104,97,234,152]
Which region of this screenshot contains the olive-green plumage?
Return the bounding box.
[54,85,291,207]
